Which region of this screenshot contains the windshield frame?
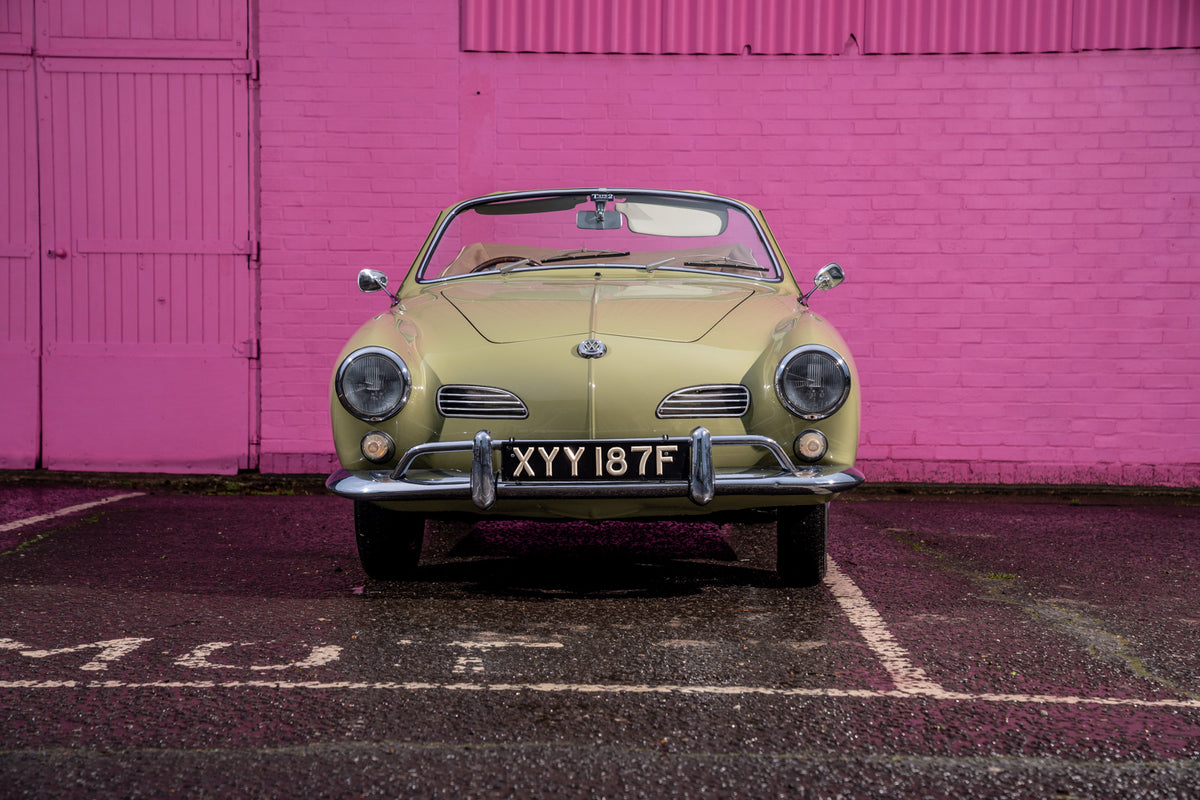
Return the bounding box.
[413,189,784,285]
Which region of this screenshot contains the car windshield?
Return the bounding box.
[418,192,781,282]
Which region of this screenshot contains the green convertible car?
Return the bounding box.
[327,189,863,585]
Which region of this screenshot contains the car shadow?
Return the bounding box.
[359,518,788,599]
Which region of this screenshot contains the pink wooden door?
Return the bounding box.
[35,0,255,473]
[37,57,254,473]
[0,5,39,468]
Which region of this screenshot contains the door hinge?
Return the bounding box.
[232,59,259,82]
[235,339,260,359]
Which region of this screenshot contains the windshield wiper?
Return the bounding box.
[681,256,769,272]
[496,257,537,274]
[541,248,631,264]
[642,257,676,272]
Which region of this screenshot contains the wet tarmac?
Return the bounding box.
[0,477,1197,798]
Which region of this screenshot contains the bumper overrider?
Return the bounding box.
[327,427,864,510]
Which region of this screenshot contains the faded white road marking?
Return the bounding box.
[448,636,564,650]
[446,635,563,674]
[0,493,145,534]
[2,679,1198,709]
[824,557,944,695]
[175,642,243,670]
[174,642,343,671]
[4,557,1197,710]
[252,645,343,671]
[1,637,342,672]
[0,637,152,672]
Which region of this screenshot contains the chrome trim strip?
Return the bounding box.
[331,427,864,509]
[437,385,529,419]
[657,385,750,419]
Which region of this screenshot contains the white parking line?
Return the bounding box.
[823,557,944,695]
[2,679,1198,709]
[0,493,145,534]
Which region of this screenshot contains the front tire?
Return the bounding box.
[777,504,827,587]
[353,501,425,580]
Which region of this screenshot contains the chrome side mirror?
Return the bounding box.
[358,269,389,293]
[800,263,845,307]
[813,262,844,292]
[357,268,399,305]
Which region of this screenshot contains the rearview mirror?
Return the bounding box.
[576,210,623,230]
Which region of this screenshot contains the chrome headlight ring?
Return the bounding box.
[775,344,852,420]
[335,346,412,422]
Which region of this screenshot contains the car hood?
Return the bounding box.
[436,277,759,343]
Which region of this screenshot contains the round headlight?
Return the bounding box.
[336,347,411,422]
[776,345,851,420]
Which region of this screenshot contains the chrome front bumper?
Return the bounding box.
[326,427,864,510]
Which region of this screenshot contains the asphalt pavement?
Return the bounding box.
[0,476,1197,799]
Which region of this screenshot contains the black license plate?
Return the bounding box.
[500,439,690,482]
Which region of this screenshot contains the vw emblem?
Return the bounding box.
[578,338,607,359]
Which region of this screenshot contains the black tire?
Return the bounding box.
[777,504,827,587]
[353,501,425,580]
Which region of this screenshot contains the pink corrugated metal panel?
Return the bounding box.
[35,0,248,57]
[661,0,861,54]
[782,0,863,54]
[37,57,254,473]
[863,0,1073,54]
[461,0,662,53]
[464,0,1200,53]
[0,0,32,54]
[0,55,39,467]
[1074,0,1200,50]
[461,0,857,54]
[579,0,663,53]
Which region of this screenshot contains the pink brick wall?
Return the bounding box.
[257,2,1200,487]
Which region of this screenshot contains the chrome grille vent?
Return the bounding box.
[657,385,750,418]
[437,385,528,419]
